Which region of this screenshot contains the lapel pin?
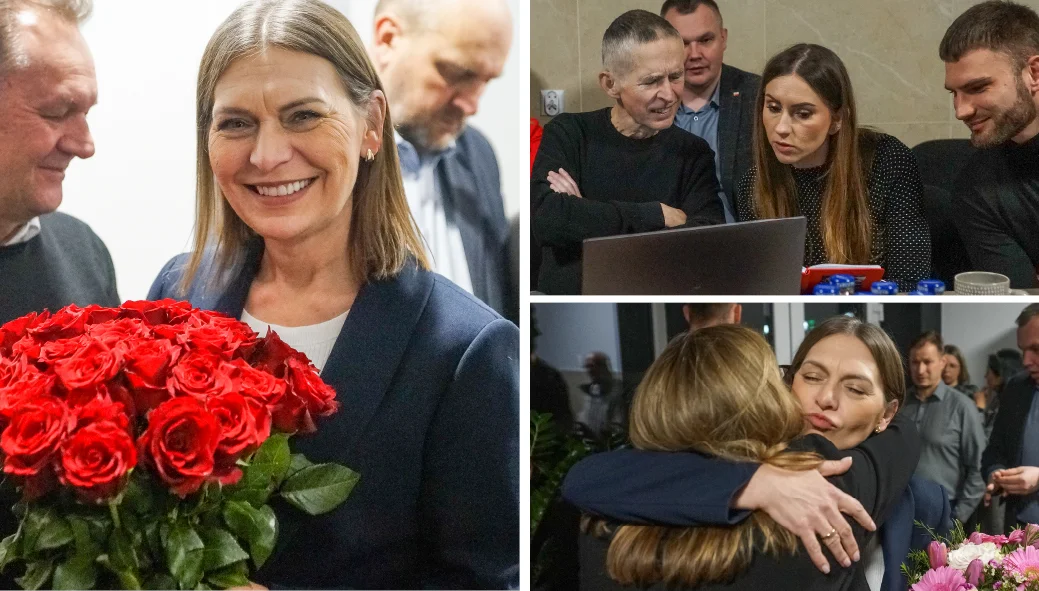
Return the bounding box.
[733,91,740,97]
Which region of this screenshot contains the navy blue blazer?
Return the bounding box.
[436,126,515,323]
[563,430,946,590]
[147,244,519,589]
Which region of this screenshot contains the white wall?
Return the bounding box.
[62,0,519,301]
[533,303,621,372]
[942,303,1026,387]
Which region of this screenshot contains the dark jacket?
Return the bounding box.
[147,244,519,589]
[982,371,1039,529]
[436,125,515,323]
[716,64,761,212]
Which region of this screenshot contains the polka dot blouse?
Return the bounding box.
[736,133,932,291]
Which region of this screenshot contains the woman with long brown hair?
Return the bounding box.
[736,44,930,291]
[575,320,920,590]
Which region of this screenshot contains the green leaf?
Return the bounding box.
[0,532,20,571]
[252,434,291,485]
[35,514,73,551]
[108,527,140,572]
[199,527,249,571]
[222,502,277,569]
[285,454,313,480]
[15,559,54,591]
[165,522,205,590]
[279,464,359,515]
[204,562,250,589]
[143,573,177,590]
[52,555,97,590]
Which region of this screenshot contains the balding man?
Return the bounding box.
[531,9,724,295]
[371,0,515,322]
[0,0,118,324]
[683,302,741,331]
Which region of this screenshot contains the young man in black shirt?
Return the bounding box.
[943,1,1039,289]
[531,9,724,295]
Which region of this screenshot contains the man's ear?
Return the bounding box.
[600,70,621,99]
[371,12,404,70]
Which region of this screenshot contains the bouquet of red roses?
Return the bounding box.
[0,300,358,590]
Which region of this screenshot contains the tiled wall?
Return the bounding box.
[531,0,1039,148]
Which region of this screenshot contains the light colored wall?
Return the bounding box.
[941,303,1028,388]
[63,0,519,301]
[530,0,1039,148]
[533,302,622,371]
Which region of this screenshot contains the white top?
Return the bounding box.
[396,132,474,293]
[240,308,348,373]
[2,217,41,246]
[863,533,884,591]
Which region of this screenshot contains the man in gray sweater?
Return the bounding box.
[0,0,118,324]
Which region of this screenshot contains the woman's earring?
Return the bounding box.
[874,426,882,434]
[365,149,375,162]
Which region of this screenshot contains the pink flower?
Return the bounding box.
[969,531,1008,547]
[1002,545,1039,581]
[1009,528,1026,544]
[964,558,983,587]
[1025,523,1039,547]
[909,566,968,591]
[928,541,949,569]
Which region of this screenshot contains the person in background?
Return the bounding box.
[660,0,759,221]
[942,344,979,397]
[575,352,619,440]
[531,9,724,295]
[975,348,1025,435]
[370,0,516,321]
[982,304,1039,533]
[0,0,118,326]
[683,302,741,331]
[903,331,987,524]
[943,1,1039,289]
[736,43,930,292]
[147,0,519,586]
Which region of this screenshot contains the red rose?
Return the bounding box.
[0,311,48,355]
[1,395,74,478]
[74,395,131,433]
[124,338,181,415]
[59,421,137,503]
[86,318,150,353]
[37,335,88,367]
[180,323,246,360]
[10,335,42,361]
[27,304,88,342]
[229,359,286,407]
[249,329,311,376]
[0,370,56,423]
[120,299,193,326]
[138,396,221,497]
[273,357,337,434]
[167,351,235,400]
[82,305,120,326]
[0,357,33,389]
[52,339,122,391]
[206,393,270,484]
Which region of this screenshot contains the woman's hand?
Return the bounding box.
[734,457,876,574]
[973,387,989,410]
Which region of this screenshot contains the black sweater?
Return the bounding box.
[0,212,119,324]
[736,133,931,292]
[531,108,725,295]
[952,131,1039,288]
[579,412,920,591]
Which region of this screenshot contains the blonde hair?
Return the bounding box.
[183,0,429,292]
[603,325,822,587]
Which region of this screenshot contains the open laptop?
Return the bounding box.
[581,217,807,295]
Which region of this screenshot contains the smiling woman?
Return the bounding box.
[146,0,519,588]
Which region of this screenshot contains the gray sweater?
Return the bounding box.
[0,212,120,325]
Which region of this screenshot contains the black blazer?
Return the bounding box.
[148,244,520,589]
[716,64,761,212]
[982,371,1038,529]
[437,126,515,323]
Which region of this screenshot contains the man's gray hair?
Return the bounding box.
[0,0,92,70]
[1017,303,1039,329]
[602,9,680,76]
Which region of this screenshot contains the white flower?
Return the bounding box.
[946,542,1002,571]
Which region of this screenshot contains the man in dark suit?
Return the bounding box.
[371,0,515,322]
[982,304,1039,531]
[661,0,760,221]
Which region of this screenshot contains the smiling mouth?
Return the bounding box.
[650,105,675,115]
[246,177,318,197]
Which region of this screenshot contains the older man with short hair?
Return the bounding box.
[532,9,724,295]
[370,0,514,321]
[0,0,117,325]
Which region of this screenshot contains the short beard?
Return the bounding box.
[395,112,466,153]
[971,75,1038,148]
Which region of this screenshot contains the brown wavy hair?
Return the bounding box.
[602,325,823,587]
[182,0,429,293]
[751,43,879,265]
